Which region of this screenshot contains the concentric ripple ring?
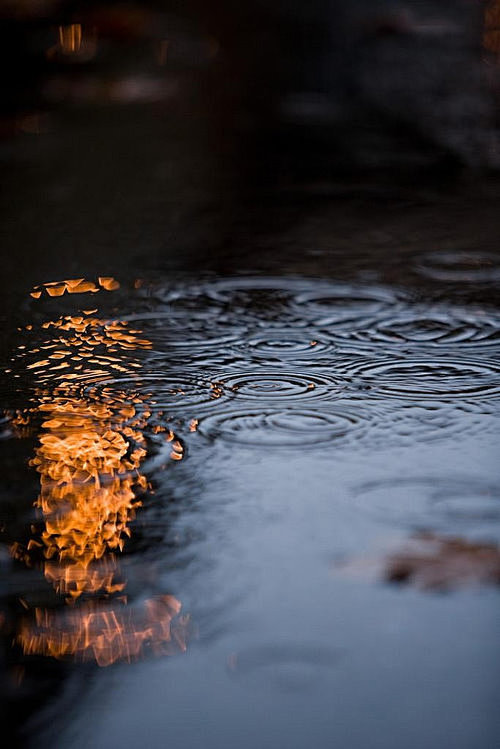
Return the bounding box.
[86,372,229,412]
[216,371,344,402]
[236,329,336,361]
[331,305,500,347]
[197,407,367,447]
[340,357,500,399]
[291,283,401,327]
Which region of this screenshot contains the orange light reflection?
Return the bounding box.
[46,25,98,62]
[18,596,189,667]
[7,279,189,665]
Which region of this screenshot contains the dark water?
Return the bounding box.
[1,253,500,748]
[1,3,500,745]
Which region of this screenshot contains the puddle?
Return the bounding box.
[3,4,500,744]
[1,272,500,748]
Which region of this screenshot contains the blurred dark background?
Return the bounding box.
[2,2,498,154]
[1,0,500,299]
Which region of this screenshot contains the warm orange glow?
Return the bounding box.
[99,277,121,291]
[46,285,66,297]
[15,309,154,597]
[30,277,120,299]
[210,382,224,399]
[33,420,145,564]
[47,24,98,61]
[17,596,189,666]
[484,1,500,54]
[8,278,189,665]
[59,24,82,54]
[43,556,125,599]
[19,312,153,390]
[170,440,184,460]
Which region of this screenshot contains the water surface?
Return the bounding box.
[1,263,499,749]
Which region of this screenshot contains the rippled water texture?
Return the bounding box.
[1,272,500,749]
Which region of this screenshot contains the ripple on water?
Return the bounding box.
[86,372,228,413]
[332,304,500,347]
[121,313,246,350]
[228,643,338,693]
[415,251,500,283]
[375,401,498,446]
[117,313,246,368]
[208,276,304,309]
[351,477,500,537]
[340,357,500,400]
[291,283,400,327]
[197,406,368,448]
[216,371,344,403]
[133,278,405,334]
[143,428,186,471]
[149,285,226,318]
[234,328,336,363]
[152,277,305,325]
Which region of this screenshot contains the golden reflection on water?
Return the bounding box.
[46,24,98,62]
[7,277,189,666]
[18,595,187,668]
[59,24,83,54]
[30,276,119,299]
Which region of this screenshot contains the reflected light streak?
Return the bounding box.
[7,278,189,665]
[59,24,82,54]
[47,25,98,61]
[18,595,188,667]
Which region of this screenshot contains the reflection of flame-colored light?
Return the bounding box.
[59,24,82,54]
[18,596,189,667]
[170,440,184,460]
[98,276,120,291]
[44,556,125,599]
[47,25,98,61]
[18,306,154,597]
[30,277,120,299]
[8,278,189,665]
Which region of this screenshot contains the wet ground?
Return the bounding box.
[1,69,500,749]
